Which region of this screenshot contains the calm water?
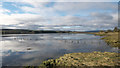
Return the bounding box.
[0,33,119,66]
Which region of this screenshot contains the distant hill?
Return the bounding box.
[0,29,73,34]
[0,29,100,34]
[85,30,104,32]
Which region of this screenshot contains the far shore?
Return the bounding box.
[1,29,91,34]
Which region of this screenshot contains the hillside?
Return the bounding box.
[0,29,92,34]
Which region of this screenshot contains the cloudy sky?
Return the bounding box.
[0,0,119,31]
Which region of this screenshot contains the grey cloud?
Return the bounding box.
[91,12,113,20]
[17,17,49,24]
[53,2,117,14]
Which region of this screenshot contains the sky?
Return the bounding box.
[0,0,119,31]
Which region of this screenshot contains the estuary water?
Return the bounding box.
[0,33,119,66]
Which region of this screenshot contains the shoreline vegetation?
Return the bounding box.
[25,52,119,68]
[40,52,119,67]
[92,32,120,47]
[91,27,120,47]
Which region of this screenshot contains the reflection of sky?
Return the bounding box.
[1,34,119,66]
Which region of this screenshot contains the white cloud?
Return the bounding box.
[0,13,43,25]
[0,7,10,14]
[111,13,118,21]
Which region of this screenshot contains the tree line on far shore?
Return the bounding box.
[100,27,120,33]
[1,27,120,34]
[1,29,73,34]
